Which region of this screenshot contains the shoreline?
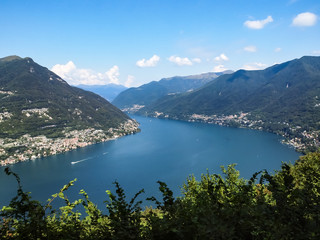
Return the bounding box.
[137,111,319,153]
[0,119,140,166]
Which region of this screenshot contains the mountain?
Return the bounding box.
[0,56,139,165]
[0,55,134,138]
[112,71,232,111]
[76,84,127,102]
[139,56,320,151]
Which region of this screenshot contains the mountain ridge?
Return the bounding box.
[112,70,232,110]
[138,56,320,151]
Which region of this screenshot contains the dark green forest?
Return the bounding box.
[1,152,320,239]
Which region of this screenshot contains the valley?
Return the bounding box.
[114,56,320,152]
[1,1,320,238]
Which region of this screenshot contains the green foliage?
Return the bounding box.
[0,168,46,239]
[1,152,320,239]
[106,182,145,240]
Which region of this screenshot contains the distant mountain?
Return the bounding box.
[76,84,127,102]
[112,71,232,110]
[0,56,135,139]
[139,56,320,151]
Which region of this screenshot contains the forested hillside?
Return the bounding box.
[139,56,320,151]
[0,56,131,138]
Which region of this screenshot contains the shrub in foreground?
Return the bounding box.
[1,152,320,239]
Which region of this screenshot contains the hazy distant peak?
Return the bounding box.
[221,70,234,74]
[161,70,234,81]
[112,70,232,109]
[0,55,23,62]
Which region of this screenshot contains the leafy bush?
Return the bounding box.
[1,152,320,239]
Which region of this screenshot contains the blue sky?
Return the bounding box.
[1,0,319,87]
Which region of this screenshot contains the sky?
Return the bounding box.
[0,0,319,87]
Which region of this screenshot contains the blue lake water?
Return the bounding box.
[0,115,300,209]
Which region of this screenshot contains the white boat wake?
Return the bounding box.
[71,157,92,165]
[71,151,108,165]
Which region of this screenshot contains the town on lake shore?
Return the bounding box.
[0,119,139,166]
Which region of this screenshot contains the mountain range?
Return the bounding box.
[112,71,232,110]
[137,56,320,151]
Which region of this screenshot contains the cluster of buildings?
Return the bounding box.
[0,119,139,166]
[150,111,319,152]
[188,113,264,129]
[122,104,145,114]
[0,112,13,122]
[21,108,52,119]
[189,113,319,152]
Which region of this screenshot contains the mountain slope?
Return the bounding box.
[0,56,139,165]
[112,71,232,110]
[140,56,320,151]
[0,56,133,138]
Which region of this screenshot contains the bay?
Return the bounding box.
[0,115,300,208]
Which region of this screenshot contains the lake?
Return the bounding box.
[0,115,300,209]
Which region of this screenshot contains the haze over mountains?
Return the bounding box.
[112,71,233,110]
[76,84,127,102]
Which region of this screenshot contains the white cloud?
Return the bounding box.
[105,65,120,84]
[292,12,317,27]
[214,53,229,61]
[213,65,227,72]
[168,56,193,66]
[136,55,160,67]
[125,75,135,87]
[242,62,268,70]
[192,58,202,63]
[244,46,257,52]
[244,16,273,29]
[274,47,282,52]
[51,61,76,79]
[51,61,120,85]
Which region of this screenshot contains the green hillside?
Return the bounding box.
[112,71,232,110]
[0,56,131,139]
[140,56,320,151]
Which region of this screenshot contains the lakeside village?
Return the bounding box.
[0,119,139,166]
[149,111,320,152]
